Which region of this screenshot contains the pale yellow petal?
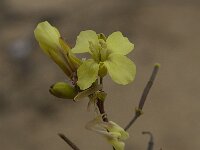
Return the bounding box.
[106,31,134,55]
[71,30,99,53]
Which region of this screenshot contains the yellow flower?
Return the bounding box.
[72,30,136,90]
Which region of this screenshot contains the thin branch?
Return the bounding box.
[97,77,108,122]
[138,64,160,110]
[58,133,80,150]
[124,64,160,131]
[142,131,154,150]
[124,110,141,131]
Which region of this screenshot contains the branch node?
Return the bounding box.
[124,64,160,131]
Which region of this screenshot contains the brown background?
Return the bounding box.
[0,0,200,150]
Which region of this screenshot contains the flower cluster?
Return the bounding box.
[34,21,136,150]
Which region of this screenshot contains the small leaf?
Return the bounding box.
[74,84,102,101]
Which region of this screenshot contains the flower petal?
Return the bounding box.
[34,21,61,55]
[77,59,99,90]
[71,30,99,54]
[104,54,136,85]
[106,31,134,55]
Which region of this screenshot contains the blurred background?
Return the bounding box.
[0,0,200,149]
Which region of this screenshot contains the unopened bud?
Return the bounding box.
[34,21,61,55]
[49,82,77,99]
[59,38,82,71]
[98,63,107,77]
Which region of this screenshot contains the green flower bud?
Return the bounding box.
[49,82,77,99]
[98,62,107,77]
[34,21,61,54]
[59,37,82,71]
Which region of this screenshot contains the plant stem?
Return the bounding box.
[124,64,160,131]
[96,99,108,122]
[100,77,103,85]
[138,64,160,110]
[97,77,108,121]
[97,99,116,150]
[142,131,154,150]
[58,133,80,150]
[97,77,116,150]
[124,110,142,131]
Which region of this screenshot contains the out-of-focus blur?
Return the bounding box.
[0,0,200,150]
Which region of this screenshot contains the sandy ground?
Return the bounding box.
[0,0,200,150]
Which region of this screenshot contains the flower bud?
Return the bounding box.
[98,62,107,77]
[49,82,77,99]
[34,21,61,55]
[34,21,72,76]
[34,21,82,79]
[59,37,82,71]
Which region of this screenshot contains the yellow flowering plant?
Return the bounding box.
[34,21,160,150]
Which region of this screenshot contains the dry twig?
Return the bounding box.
[124,64,160,131]
[58,133,80,150]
